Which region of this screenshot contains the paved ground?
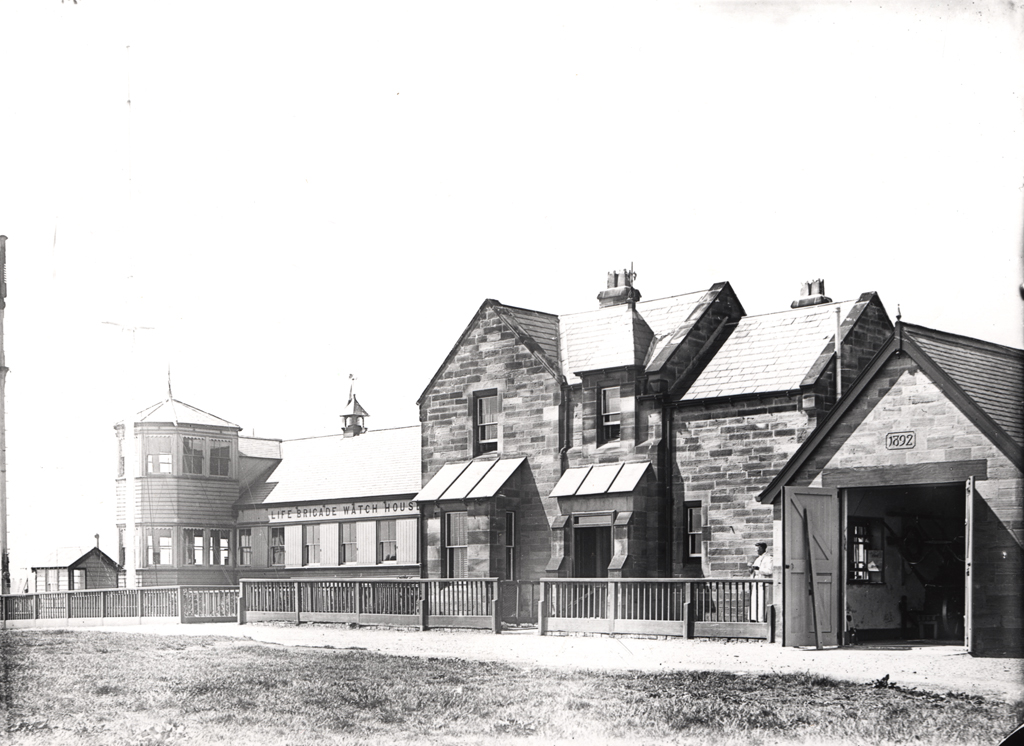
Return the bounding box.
[71,621,1024,702]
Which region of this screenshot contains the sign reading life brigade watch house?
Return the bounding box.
[267,500,418,523]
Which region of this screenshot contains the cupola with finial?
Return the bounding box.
[341,374,369,437]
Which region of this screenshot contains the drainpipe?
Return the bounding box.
[835,306,843,401]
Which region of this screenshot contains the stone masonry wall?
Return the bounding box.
[672,394,815,577]
[419,303,564,581]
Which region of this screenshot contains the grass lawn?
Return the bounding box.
[0,630,1020,745]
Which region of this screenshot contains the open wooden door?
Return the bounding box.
[964,476,974,654]
[784,486,841,647]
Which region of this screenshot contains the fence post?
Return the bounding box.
[607,580,616,635]
[137,589,143,624]
[238,583,247,625]
[177,587,186,624]
[491,580,501,635]
[767,603,776,643]
[355,581,362,625]
[537,581,547,636]
[293,582,301,626]
[100,591,106,620]
[683,582,693,640]
[32,593,38,620]
[64,592,70,620]
[419,581,428,631]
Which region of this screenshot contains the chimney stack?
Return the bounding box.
[791,279,832,308]
[597,268,641,308]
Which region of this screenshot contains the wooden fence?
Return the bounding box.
[539,578,774,640]
[0,586,238,628]
[239,578,501,632]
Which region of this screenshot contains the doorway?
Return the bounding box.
[573,526,611,578]
[844,483,965,645]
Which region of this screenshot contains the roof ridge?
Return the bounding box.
[558,288,710,319]
[905,322,1024,355]
[282,425,420,443]
[491,301,559,319]
[738,297,859,321]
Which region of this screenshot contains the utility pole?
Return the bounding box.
[1,235,9,595]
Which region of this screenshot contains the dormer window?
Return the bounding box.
[600,387,621,443]
[475,391,499,455]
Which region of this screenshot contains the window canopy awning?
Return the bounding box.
[414,457,526,502]
[549,462,651,498]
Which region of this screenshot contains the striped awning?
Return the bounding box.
[413,457,526,502]
[549,462,651,498]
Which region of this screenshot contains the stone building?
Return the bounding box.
[759,322,1023,656]
[104,268,1020,655]
[414,272,893,583]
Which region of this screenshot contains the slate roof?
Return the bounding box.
[239,426,421,506]
[132,398,241,430]
[682,299,858,401]
[238,437,283,460]
[497,305,561,367]
[758,322,1024,504]
[558,289,715,385]
[559,304,653,384]
[905,324,1024,447]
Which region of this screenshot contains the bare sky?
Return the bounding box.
[1,1,1021,582]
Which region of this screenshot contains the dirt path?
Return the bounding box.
[77,622,1024,702]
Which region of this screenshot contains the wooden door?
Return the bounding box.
[964,476,974,654]
[784,486,841,647]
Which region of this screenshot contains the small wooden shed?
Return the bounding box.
[31,547,124,593]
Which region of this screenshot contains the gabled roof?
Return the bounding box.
[131,398,241,430]
[681,298,862,401]
[30,546,122,571]
[497,304,561,366]
[417,299,563,405]
[644,283,744,372]
[238,426,421,506]
[758,322,1024,504]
